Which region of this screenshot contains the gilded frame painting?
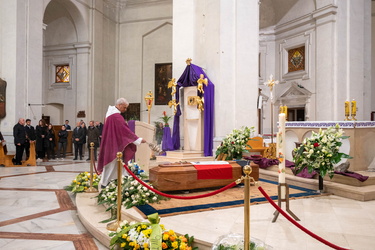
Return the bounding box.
[155,63,172,105]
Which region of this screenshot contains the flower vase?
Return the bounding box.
[318,174,324,193]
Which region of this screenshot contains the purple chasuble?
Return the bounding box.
[97,113,139,173]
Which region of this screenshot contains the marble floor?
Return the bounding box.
[1,157,375,250]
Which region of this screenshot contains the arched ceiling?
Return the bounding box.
[260,0,300,29]
[43,0,74,25]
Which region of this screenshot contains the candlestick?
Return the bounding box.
[144,90,154,124]
[283,106,288,120]
[277,113,286,198]
[345,101,350,120]
[351,99,357,120]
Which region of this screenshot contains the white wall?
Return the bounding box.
[119,1,173,126]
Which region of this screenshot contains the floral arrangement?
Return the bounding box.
[215,126,255,160]
[97,162,168,220]
[109,219,196,250]
[64,172,100,193]
[160,111,172,126]
[212,233,272,250]
[293,124,352,178]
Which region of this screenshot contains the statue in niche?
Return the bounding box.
[0,78,6,118]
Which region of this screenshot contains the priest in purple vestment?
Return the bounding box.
[98,98,146,187]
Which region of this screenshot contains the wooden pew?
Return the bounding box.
[0,143,15,166]
[0,141,36,167]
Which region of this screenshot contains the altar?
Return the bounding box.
[284,121,375,172]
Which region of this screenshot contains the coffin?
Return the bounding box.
[149,161,259,191]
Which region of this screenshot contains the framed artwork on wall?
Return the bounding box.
[288,46,305,73]
[155,63,172,105]
[123,103,140,121]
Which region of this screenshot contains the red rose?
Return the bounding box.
[163,111,166,116]
[314,142,319,147]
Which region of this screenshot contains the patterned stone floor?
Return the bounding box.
[0,157,107,250]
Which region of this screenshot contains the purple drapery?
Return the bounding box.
[162,126,174,151]
[171,63,215,156]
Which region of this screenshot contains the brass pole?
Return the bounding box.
[86,142,98,193]
[243,165,252,250]
[271,102,274,144]
[106,152,123,231]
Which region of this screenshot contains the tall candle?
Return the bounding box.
[351,99,356,116]
[277,113,286,199]
[345,101,350,116]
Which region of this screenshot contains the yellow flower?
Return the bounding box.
[180,242,187,250]
[129,241,135,246]
[121,243,126,248]
[77,182,81,185]
[73,180,77,183]
[121,234,128,239]
[163,233,169,241]
[168,229,175,235]
[143,242,149,249]
[84,187,87,189]
[141,224,147,229]
[135,244,140,249]
[160,224,166,231]
[172,241,178,249]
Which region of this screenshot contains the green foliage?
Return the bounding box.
[293,124,352,179]
[215,126,255,160]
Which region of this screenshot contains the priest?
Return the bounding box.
[98,97,146,187]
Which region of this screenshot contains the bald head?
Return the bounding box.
[18,118,25,125]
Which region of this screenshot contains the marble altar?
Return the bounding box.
[284,121,375,172]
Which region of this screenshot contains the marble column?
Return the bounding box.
[173,0,260,153]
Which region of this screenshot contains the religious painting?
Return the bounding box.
[155,63,172,105]
[55,64,70,83]
[0,78,6,118]
[123,103,140,121]
[288,46,305,73]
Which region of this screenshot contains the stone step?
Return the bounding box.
[165,150,206,158]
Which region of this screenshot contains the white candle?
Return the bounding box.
[277,113,286,198]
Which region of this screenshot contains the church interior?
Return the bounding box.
[1,0,375,249]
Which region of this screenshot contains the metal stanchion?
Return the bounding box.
[243,165,251,250]
[86,142,98,193]
[106,152,123,231]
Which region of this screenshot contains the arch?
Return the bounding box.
[43,0,89,43]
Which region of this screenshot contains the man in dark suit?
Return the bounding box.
[13,118,26,165]
[64,120,71,130]
[72,121,85,160]
[24,119,36,160]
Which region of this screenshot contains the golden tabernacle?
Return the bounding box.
[149,161,259,192]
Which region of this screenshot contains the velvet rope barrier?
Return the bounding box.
[123,164,238,200]
[258,186,350,250]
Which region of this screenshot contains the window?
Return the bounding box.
[55,65,70,83]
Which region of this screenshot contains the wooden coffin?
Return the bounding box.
[149,161,259,192]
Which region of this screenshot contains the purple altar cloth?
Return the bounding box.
[162,126,174,151]
[244,156,369,181]
[334,171,369,182]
